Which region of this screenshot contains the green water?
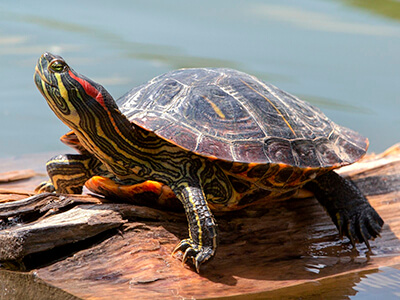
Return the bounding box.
[0,0,399,158]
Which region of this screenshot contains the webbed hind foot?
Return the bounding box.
[305,170,384,249]
[334,202,383,249]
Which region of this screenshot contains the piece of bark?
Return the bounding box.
[0,193,103,219]
[0,169,36,183]
[0,204,125,261]
[0,191,183,262]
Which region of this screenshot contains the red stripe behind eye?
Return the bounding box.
[69,70,106,107]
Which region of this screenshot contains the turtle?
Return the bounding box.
[34,52,383,272]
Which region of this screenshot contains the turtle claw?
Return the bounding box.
[172,239,215,273]
[35,181,55,194]
[336,203,383,250]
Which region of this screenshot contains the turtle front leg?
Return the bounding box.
[305,170,384,249]
[172,182,218,272]
[36,154,104,194]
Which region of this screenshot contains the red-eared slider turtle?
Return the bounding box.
[34,52,383,272]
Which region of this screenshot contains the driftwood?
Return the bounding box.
[0,144,399,299]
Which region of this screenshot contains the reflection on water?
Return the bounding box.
[249,4,400,37]
[344,0,400,22]
[216,265,400,300]
[298,94,372,114]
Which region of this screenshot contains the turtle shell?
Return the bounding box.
[117,68,368,169]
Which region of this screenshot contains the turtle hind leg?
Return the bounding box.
[85,176,181,210]
[305,170,384,249]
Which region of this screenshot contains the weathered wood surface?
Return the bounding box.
[0,145,399,299]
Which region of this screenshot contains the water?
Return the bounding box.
[217,265,400,299]
[0,0,399,158]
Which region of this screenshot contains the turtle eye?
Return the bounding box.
[49,60,66,73]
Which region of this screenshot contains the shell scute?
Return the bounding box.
[233,140,267,163]
[156,123,199,150]
[196,136,233,160]
[263,138,294,165]
[314,138,343,166]
[291,139,320,168]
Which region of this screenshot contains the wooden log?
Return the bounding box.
[0,145,399,299]
[0,191,183,261]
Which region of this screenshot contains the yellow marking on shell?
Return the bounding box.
[239,79,296,136]
[202,95,226,119]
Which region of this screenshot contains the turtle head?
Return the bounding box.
[34,52,118,131]
[34,52,137,176]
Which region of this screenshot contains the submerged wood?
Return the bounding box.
[0,145,399,299]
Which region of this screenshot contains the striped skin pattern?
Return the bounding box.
[34,53,383,272]
[45,153,104,194]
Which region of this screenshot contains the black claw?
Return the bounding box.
[362,233,371,250]
[172,239,215,273]
[370,221,383,237]
[182,247,197,264]
[339,207,384,250]
[357,218,371,249]
[336,213,343,237]
[172,239,191,255]
[347,222,356,247]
